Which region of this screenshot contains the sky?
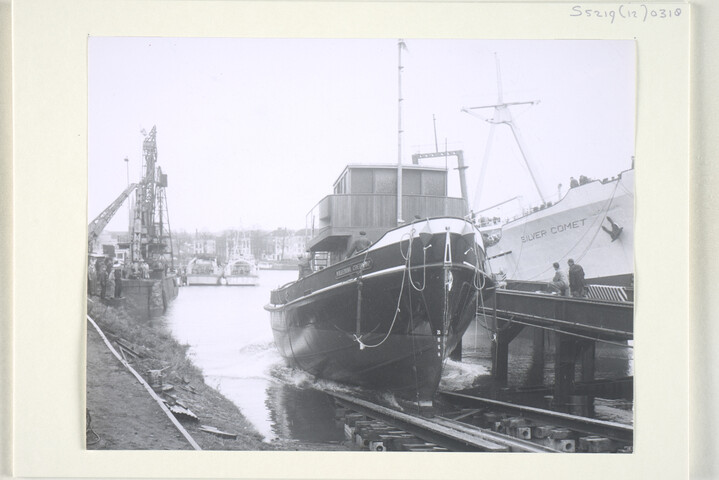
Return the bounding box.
[88,38,635,233]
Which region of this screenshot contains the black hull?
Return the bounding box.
[266,218,494,401]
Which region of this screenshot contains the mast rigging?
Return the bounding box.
[463,53,545,209]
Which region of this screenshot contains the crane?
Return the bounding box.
[88,125,174,275]
[88,183,137,253]
[130,126,174,271]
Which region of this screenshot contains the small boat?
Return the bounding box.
[258,261,273,270]
[265,163,494,402]
[186,256,221,285]
[223,257,259,286]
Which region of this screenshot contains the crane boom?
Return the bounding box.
[88,183,137,251]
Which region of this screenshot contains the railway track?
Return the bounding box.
[438,391,633,444]
[327,390,633,453]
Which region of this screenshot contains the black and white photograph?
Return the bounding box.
[85,38,635,452]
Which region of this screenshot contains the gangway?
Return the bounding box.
[487,289,633,342]
[475,288,634,408]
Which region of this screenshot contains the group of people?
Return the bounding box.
[569,175,593,188]
[88,257,124,300]
[88,256,160,299]
[127,261,151,280]
[552,258,587,297]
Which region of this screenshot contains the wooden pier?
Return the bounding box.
[477,289,633,407]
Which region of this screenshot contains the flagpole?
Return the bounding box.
[397,39,405,225]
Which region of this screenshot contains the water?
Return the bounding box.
[163,269,356,446]
[461,321,634,386]
[459,318,634,421]
[162,271,633,446]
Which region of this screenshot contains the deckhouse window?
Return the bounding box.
[334,173,348,194]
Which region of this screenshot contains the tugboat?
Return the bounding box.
[265,39,495,403]
[265,162,495,403]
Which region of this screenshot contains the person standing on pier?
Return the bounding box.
[551,262,569,296]
[114,265,123,298]
[87,260,96,296]
[96,258,107,298]
[297,254,312,279]
[106,264,116,299]
[567,259,586,297]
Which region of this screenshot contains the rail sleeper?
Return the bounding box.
[355,424,396,447]
[578,436,614,453]
[345,413,367,426]
[482,412,505,427]
[532,425,556,439]
[549,428,573,440]
[389,437,425,450]
[368,440,387,452]
[511,426,532,440]
[501,417,533,439]
[538,438,575,452]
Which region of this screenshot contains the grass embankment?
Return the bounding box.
[86,297,275,450]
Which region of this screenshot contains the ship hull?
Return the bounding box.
[224,258,260,286]
[486,170,634,287]
[266,218,493,401]
[186,274,221,286]
[225,275,259,286]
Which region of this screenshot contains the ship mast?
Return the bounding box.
[396,39,406,225]
[462,54,545,208]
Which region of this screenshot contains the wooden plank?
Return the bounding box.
[199,425,238,439]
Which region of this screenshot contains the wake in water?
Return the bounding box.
[439,359,491,391]
[268,363,360,396]
[198,340,283,381]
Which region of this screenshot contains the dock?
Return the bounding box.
[472,288,633,407]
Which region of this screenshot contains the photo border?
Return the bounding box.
[10,1,690,478]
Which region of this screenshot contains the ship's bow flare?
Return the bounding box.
[266,217,494,401]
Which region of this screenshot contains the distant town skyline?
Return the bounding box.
[95,225,308,265]
[89,38,635,233]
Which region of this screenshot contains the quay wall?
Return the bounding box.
[121,276,179,318]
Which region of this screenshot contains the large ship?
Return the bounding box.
[265,163,494,402]
[480,169,634,296]
[464,55,634,301]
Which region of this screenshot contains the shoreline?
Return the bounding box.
[86,295,276,451]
